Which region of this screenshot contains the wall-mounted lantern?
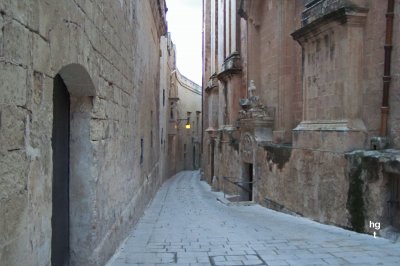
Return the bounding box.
[177,112,191,130]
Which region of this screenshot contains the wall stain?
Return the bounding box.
[263,144,292,170]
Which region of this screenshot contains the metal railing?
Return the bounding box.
[222,176,254,202]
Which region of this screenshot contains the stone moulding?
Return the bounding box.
[217,51,242,81]
[300,0,369,27]
[205,126,218,139]
[293,119,367,132]
[292,5,368,41]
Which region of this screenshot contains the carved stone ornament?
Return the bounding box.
[238,80,274,123]
[240,133,254,163]
[238,81,274,142]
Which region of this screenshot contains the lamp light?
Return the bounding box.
[176,115,191,130]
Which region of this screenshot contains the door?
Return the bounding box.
[51,75,70,266]
[193,145,196,169]
[248,163,253,201]
[242,163,253,201]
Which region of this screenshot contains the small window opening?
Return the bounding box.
[140,138,144,164]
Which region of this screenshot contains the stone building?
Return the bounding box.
[159,33,176,182]
[202,0,400,234]
[0,1,172,265]
[168,69,202,176]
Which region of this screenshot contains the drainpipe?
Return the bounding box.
[379,0,395,137]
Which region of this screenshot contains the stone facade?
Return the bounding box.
[0,1,172,265]
[202,0,400,235]
[168,69,202,176]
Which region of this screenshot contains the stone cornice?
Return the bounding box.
[300,0,368,26]
[168,97,179,102]
[292,5,368,42]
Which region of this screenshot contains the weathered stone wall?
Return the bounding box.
[0,1,167,265]
[202,0,400,235]
[214,139,241,194]
[254,145,349,226]
[345,150,400,233]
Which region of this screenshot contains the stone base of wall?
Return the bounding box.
[293,120,368,152]
[345,149,400,235]
[205,138,400,238]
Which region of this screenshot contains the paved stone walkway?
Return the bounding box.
[106,171,400,266]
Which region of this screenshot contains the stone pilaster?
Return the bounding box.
[292,1,369,152]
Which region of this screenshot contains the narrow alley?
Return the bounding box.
[2,1,400,265]
[107,171,400,266]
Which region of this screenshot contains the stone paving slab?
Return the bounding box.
[106,171,400,266]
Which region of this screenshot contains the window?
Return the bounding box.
[151,111,153,147]
[163,89,165,106]
[140,138,144,164]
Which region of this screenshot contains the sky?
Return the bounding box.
[166,0,203,86]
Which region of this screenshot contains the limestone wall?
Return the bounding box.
[254,145,349,226]
[0,1,167,265]
[171,70,202,172]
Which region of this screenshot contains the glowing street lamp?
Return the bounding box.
[177,112,191,130]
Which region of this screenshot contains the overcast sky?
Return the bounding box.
[166,0,202,86]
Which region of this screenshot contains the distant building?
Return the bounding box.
[168,69,202,176]
[202,0,400,235]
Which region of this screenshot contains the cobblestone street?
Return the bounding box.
[106,171,400,266]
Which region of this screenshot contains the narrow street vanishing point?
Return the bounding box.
[107,171,400,266]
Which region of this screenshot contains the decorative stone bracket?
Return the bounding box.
[205,73,219,93]
[217,51,242,81]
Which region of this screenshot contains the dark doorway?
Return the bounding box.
[388,174,400,229]
[210,140,215,179]
[193,145,196,169]
[242,163,253,201]
[51,75,70,266]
